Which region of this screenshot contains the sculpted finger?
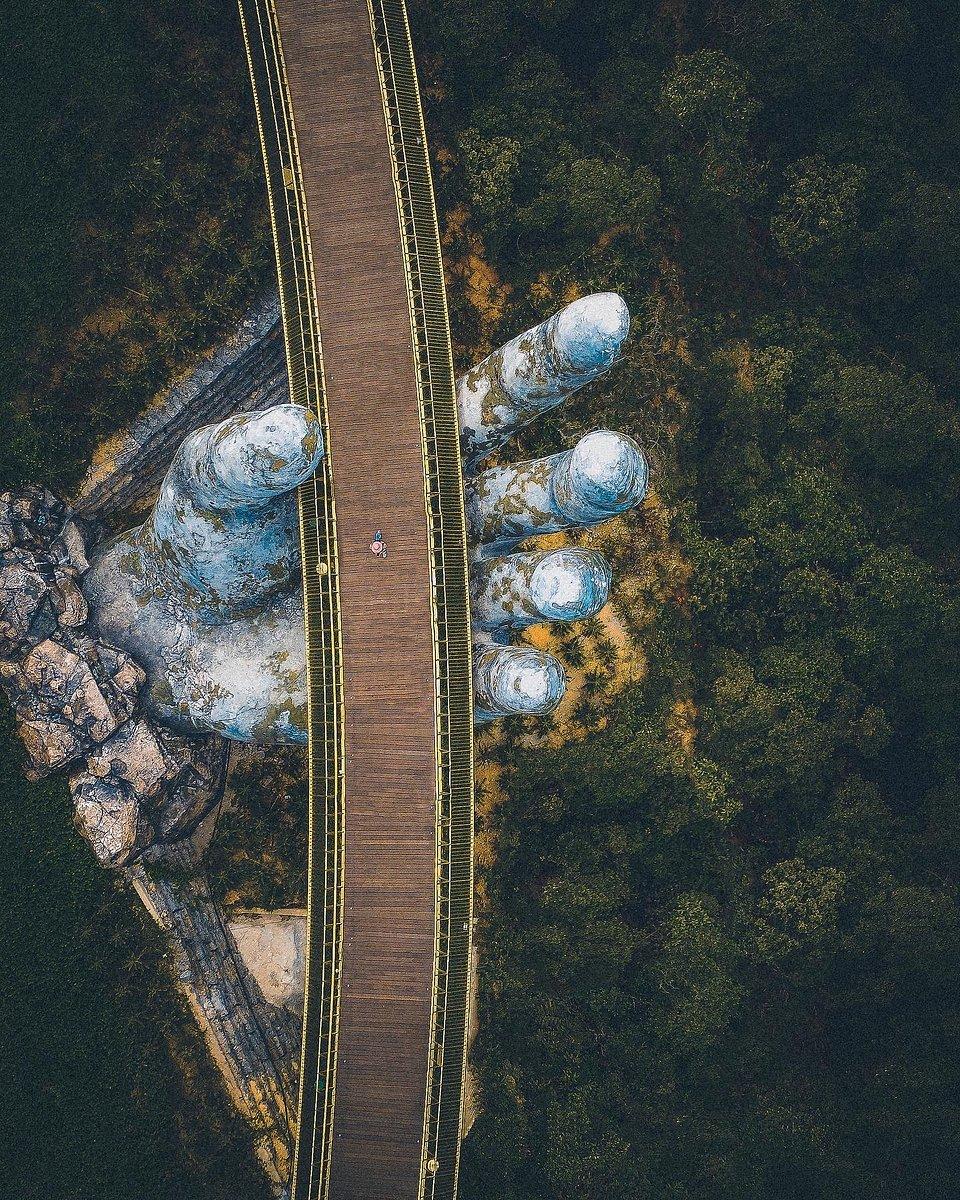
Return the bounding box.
[458,292,630,472]
[473,644,566,722]
[86,405,322,618]
[150,402,322,608]
[168,403,323,511]
[467,429,647,556]
[471,548,611,633]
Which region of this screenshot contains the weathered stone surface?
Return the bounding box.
[0,487,100,662]
[80,400,322,745]
[0,487,228,840]
[69,721,229,864]
[0,486,68,553]
[1,641,105,771]
[0,548,55,651]
[473,643,567,721]
[97,642,147,713]
[15,711,87,775]
[471,547,612,632]
[51,569,88,628]
[229,909,306,1012]
[71,715,170,868]
[466,429,648,557]
[0,636,145,776]
[458,292,630,470]
[72,773,156,867]
[85,718,179,798]
[60,518,92,574]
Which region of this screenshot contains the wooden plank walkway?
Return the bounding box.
[272,1,442,1197]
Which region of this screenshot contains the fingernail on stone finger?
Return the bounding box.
[188,404,323,508]
[471,549,611,631]
[550,292,630,375]
[530,549,611,622]
[553,430,648,525]
[473,645,566,720]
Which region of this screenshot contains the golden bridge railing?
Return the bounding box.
[366,3,476,1197]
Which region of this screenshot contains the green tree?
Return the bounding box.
[771,155,866,265]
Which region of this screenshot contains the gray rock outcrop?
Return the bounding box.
[0,486,227,863]
[129,844,299,1185]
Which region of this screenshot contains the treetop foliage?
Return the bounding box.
[415,0,960,1195]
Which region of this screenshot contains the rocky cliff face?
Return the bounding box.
[0,486,229,868]
[229,909,307,1013]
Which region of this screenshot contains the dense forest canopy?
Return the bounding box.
[2,0,959,1196]
[412,1,960,1197]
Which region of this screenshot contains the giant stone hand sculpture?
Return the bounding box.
[82,293,648,741]
[0,292,648,1186]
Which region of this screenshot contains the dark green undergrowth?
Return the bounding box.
[1,0,271,495]
[206,748,309,911]
[0,720,272,1199]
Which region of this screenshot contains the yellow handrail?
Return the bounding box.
[366,4,475,1197]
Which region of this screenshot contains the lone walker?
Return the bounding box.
[370,529,387,559]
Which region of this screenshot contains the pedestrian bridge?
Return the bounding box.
[238,1,475,1196]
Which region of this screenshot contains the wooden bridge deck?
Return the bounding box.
[239,1,474,1198]
[278,3,438,1195]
